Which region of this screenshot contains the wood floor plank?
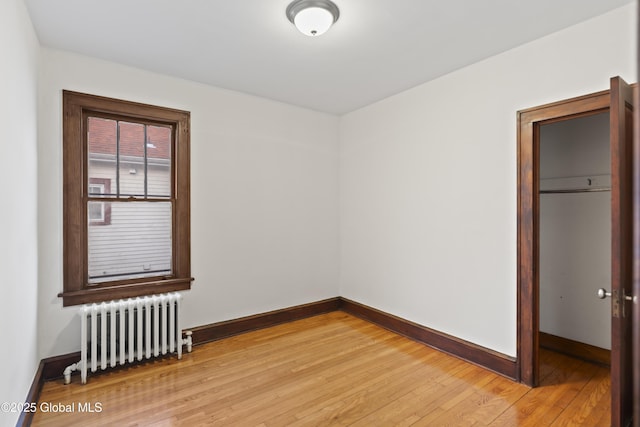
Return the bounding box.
[549,366,610,427]
[486,351,608,427]
[347,356,468,426]
[262,340,431,425]
[32,312,611,426]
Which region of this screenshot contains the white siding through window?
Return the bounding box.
[88,201,172,282]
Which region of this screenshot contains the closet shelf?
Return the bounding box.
[540,188,610,194]
[540,174,610,194]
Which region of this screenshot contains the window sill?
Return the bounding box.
[58,277,193,307]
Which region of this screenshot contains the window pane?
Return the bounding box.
[147,125,172,198]
[88,201,172,283]
[88,184,104,196]
[88,117,117,196]
[88,202,104,222]
[118,121,145,197]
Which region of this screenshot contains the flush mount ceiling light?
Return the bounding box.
[286,0,340,37]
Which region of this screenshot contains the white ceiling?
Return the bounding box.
[25,0,633,115]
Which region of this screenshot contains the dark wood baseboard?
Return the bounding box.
[539,331,610,366]
[340,298,518,381]
[16,352,82,427]
[16,360,43,427]
[189,297,342,345]
[22,295,519,426]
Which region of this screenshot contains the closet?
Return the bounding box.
[538,111,611,362]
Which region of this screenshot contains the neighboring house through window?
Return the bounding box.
[61,91,193,306]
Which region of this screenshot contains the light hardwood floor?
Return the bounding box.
[32,312,610,426]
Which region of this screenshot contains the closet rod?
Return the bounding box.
[540,188,611,194]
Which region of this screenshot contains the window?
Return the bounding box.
[88,184,105,222]
[88,178,111,225]
[61,91,192,306]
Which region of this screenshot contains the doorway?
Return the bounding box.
[538,112,612,366]
[517,77,636,427]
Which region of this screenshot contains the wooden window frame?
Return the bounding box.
[60,90,193,306]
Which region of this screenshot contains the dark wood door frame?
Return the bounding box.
[517,90,610,387]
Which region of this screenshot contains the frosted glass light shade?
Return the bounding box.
[286,0,340,37]
[294,7,334,36]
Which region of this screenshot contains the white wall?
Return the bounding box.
[0,0,40,426]
[339,4,636,357]
[539,113,611,349]
[37,49,340,358]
